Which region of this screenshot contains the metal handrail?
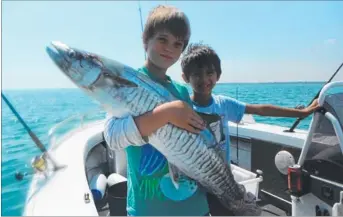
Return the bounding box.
[297,81,343,165]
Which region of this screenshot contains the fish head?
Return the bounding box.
[46,41,104,88]
[46,41,138,90]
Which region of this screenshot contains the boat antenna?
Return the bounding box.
[138,0,146,60]
[2,93,63,174]
[285,61,343,132]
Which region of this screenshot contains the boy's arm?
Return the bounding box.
[104,101,205,150]
[245,99,319,118]
[104,107,171,151]
[104,115,147,151]
[133,106,169,138]
[135,100,205,136]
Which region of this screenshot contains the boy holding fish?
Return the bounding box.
[104,5,212,216]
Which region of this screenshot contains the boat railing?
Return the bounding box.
[48,109,107,150]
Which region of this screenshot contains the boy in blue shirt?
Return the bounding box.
[180,43,319,215]
[104,6,210,216]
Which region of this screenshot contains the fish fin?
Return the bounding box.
[168,163,180,189]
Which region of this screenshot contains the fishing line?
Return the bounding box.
[137,0,146,60]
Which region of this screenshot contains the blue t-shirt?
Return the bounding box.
[192,94,246,163]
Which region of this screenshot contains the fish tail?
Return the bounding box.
[220,184,262,216]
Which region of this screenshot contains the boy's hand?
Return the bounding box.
[303,99,320,116]
[156,100,206,134]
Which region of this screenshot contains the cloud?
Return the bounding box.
[324,38,337,45]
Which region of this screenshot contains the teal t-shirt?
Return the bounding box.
[125,67,209,216]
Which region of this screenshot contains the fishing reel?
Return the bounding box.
[15,154,49,181]
[31,155,48,174]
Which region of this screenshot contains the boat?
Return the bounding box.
[16,81,342,216]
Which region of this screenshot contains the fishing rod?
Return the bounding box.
[138,0,146,60]
[285,61,343,132]
[2,93,64,180]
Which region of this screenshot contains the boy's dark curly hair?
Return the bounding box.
[181,42,221,80]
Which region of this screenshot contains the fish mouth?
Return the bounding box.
[46,41,70,71]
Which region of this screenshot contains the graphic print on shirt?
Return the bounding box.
[138,144,168,200]
[217,114,228,151]
[197,112,226,151]
[139,144,167,176]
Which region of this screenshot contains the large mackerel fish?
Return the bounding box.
[46,41,261,216]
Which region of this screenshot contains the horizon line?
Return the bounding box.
[2,81,327,91]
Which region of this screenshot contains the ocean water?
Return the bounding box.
[1,82,324,215]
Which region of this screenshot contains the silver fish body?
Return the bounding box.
[46,41,261,216]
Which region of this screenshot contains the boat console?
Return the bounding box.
[275,81,343,216]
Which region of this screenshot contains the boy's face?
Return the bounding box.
[185,65,218,95]
[145,30,185,70]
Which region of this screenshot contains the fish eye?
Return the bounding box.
[68,50,76,58]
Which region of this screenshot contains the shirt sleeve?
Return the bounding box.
[103,115,147,151]
[220,95,246,123]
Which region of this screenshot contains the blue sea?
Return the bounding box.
[1,82,324,216]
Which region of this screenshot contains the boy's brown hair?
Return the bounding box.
[143,5,191,51]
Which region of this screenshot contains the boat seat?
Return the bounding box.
[101,132,128,178]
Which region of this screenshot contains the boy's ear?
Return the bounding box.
[182,73,189,83]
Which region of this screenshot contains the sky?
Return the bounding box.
[2,1,343,89]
